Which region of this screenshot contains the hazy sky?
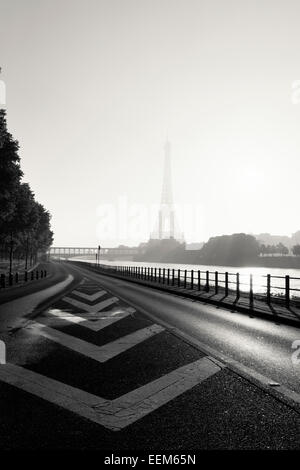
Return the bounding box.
[1,0,300,247]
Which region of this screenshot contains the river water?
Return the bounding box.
[73,258,300,298]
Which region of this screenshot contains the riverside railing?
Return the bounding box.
[86,263,300,309]
[0,269,47,289]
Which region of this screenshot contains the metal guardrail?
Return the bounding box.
[0,269,47,289]
[80,263,300,309]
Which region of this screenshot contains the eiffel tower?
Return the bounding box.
[152,140,182,240]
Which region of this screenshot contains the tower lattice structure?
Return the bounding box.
[150,140,183,241]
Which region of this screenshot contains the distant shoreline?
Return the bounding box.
[132,255,300,270]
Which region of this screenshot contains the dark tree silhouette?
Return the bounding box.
[292,245,300,256]
[0,109,53,272]
[199,233,260,265]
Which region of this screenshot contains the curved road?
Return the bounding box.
[71,263,300,396]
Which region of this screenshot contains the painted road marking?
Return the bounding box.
[63,296,119,313]
[27,322,164,362]
[0,357,221,430]
[47,307,134,332]
[71,290,107,302]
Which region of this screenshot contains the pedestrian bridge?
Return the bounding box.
[48,246,139,260]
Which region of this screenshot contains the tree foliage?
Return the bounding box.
[292,245,300,256]
[259,243,289,256]
[0,110,53,265]
[199,233,260,265]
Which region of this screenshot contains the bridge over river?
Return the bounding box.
[48,246,139,260]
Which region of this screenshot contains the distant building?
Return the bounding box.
[255,233,293,249]
[291,231,300,246]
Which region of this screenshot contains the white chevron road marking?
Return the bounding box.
[63,296,119,313]
[47,307,134,332]
[0,357,222,430]
[27,322,164,362]
[71,290,107,302]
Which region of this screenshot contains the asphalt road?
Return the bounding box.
[0,261,299,450]
[70,263,300,396]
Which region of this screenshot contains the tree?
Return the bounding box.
[5,183,39,272]
[199,233,260,265]
[0,110,54,271]
[0,110,23,236]
[292,245,300,256]
[34,203,54,253]
[276,243,289,256]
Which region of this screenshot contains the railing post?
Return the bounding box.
[191,270,194,289]
[249,274,254,308]
[215,271,218,294]
[159,268,161,283]
[163,268,165,284]
[198,270,200,291]
[225,272,228,296]
[0,274,5,288]
[172,269,175,286]
[236,273,240,299]
[167,268,170,285]
[206,271,209,292]
[9,273,13,286]
[285,275,290,309]
[31,271,34,281]
[267,274,271,305]
[15,272,19,284]
[155,268,157,282]
[184,270,187,288]
[178,269,180,287]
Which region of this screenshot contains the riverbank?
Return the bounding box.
[134,252,300,270]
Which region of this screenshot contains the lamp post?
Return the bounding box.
[98,245,101,268]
